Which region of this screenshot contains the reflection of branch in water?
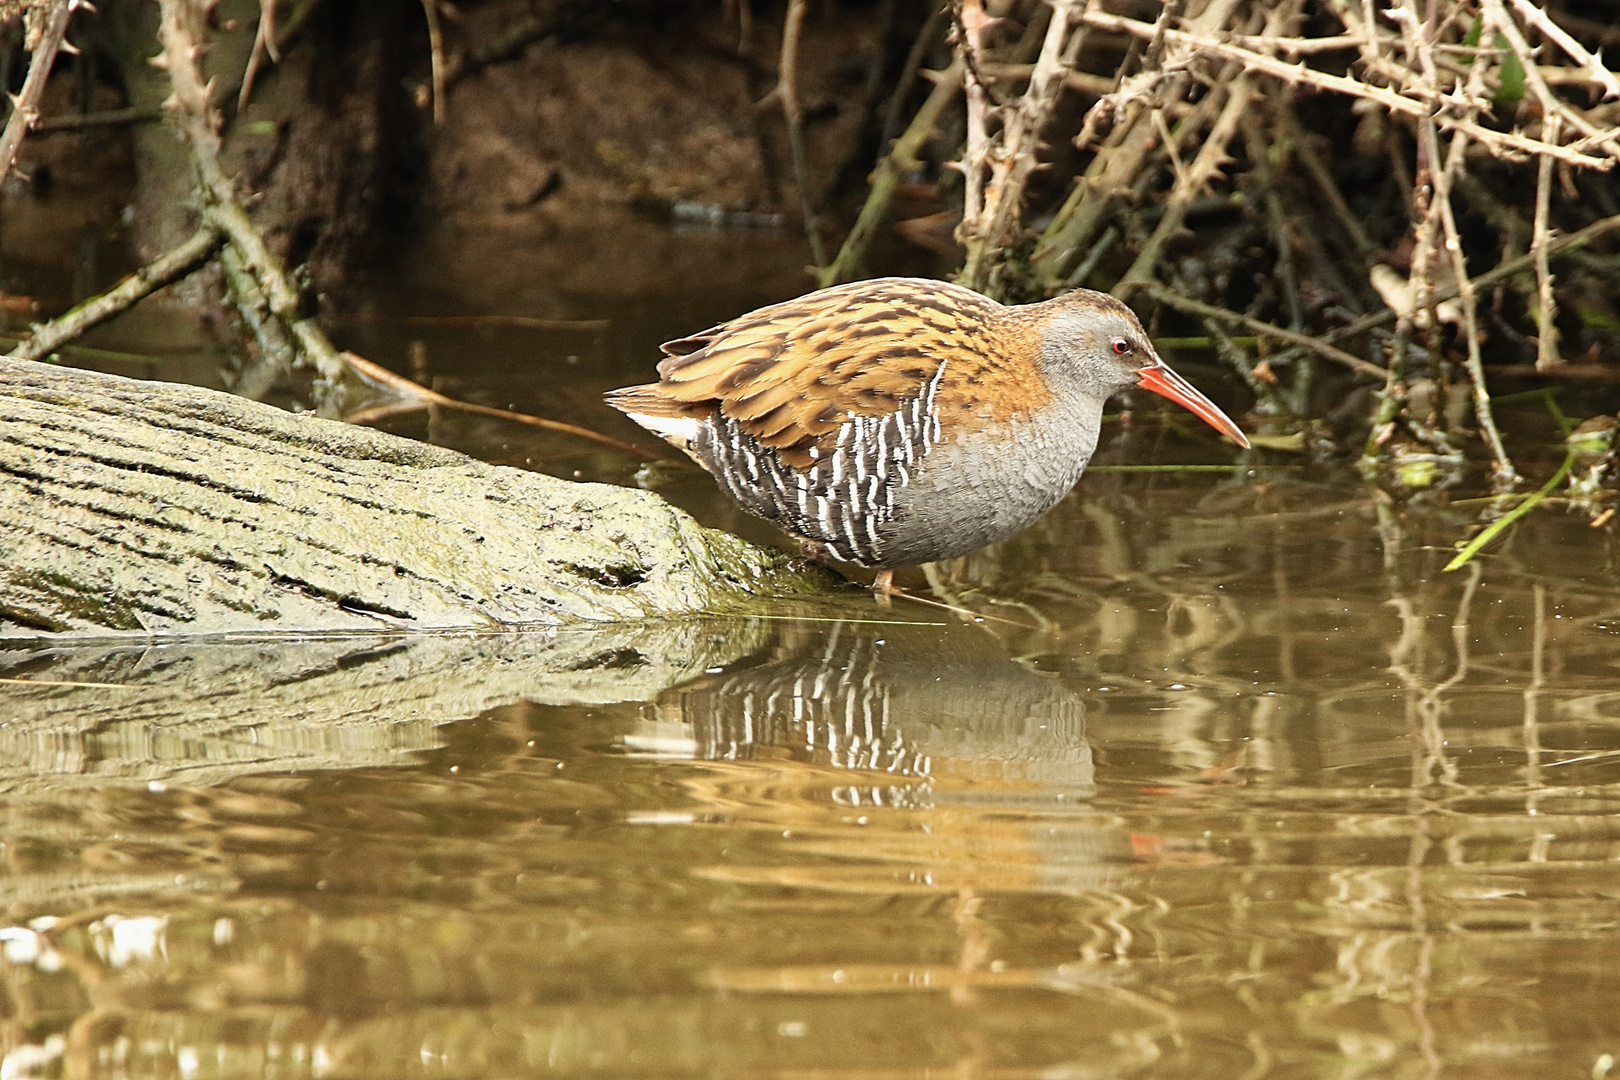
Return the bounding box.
[1525,584,1551,856]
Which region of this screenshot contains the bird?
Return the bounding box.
[606,277,1250,593]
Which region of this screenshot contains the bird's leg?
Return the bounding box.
[872,568,895,603]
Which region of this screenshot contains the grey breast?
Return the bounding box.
[878,390,1103,566]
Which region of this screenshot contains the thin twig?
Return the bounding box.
[1392,0,1442,326]
[0,0,76,187]
[158,0,348,394]
[1506,0,1620,99]
[1114,67,1253,297]
[437,6,565,90]
[33,106,163,133]
[1080,8,1619,169]
[238,0,280,112]
[219,241,295,399]
[10,225,224,363]
[1403,0,1519,487]
[1135,282,1389,379]
[1031,0,1245,286]
[770,0,825,269]
[1484,0,1620,160]
[953,0,993,256]
[340,352,669,460]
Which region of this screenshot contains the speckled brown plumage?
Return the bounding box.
[607,277,1247,577]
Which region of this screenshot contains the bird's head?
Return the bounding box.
[1039,290,1250,449]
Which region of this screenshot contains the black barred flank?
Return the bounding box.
[693,364,947,567]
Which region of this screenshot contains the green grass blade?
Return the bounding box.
[1444,455,1572,571]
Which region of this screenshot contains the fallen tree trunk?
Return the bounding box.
[0,358,835,636]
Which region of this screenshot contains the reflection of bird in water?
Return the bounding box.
[607,278,1247,592]
[624,618,1094,798]
[623,618,1142,898]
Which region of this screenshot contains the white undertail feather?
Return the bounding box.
[622,411,705,462]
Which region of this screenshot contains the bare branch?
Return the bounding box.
[1507,0,1620,100]
[1079,7,1620,170]
[0,0,74,186]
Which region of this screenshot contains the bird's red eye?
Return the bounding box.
[1111,338,1132,355]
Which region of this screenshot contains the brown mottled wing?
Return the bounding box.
[651,278,1007,470]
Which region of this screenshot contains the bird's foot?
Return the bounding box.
[871,568,895,606]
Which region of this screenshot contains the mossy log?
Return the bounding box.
[0,358,835,636]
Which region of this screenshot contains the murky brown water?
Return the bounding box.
[6,238,1620,1078]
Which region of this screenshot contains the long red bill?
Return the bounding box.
[1135,364,1251,449]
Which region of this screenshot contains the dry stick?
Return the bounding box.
[0,0,75,187]
[238,0,280,112]
[769,0,825,270]
[218,241,297,400]
[438,7,566,90]
[340,352,668,460]
[1030,110,1147,284]
[957,0,1078,292]
[727,0,754,51]
[421,0,446,125]
[1031,0,1245,287]
[954,0,993,253]
[1436,147,1519,487]
[820,61,964,287]
[1393,0,1443,328]
[1412,0,1519,487]
[1135,282,1390,379]
[229,0,324,109]
[1533,114,1562,372]
[10,225,225,363]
